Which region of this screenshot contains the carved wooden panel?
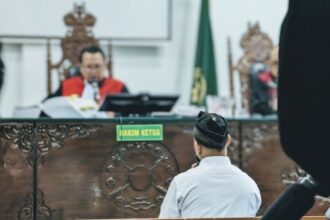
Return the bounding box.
[0,122,99,220]
[16,189,63,220]
[100,142,179,217]
[242,122,329,215]
[0,124,33,220]
[36,122,194,219]
[0,119,328,219]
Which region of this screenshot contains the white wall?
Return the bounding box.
[0,0,288,117]
[0,0,170,39]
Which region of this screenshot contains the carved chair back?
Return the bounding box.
[229,23,275,113]
[46,4,113,95]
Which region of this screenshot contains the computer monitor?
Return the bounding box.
[99,93,179,116]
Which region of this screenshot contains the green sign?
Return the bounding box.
[116,124,163,141]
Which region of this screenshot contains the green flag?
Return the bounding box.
[190,0,218,106]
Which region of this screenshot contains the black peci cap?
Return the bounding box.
[193,111,229,149]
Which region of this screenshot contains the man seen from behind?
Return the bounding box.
[159,111,261,218]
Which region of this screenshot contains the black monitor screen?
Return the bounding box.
[99,93,179,116]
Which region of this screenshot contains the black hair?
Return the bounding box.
[195,135,226,152]
[78,45,105,63]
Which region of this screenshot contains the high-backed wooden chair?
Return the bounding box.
[47,3,113,95]
[228,23,275,114]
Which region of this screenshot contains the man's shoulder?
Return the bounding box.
[104,76,126,86]
[102,76,128,93]
[62,76,83,85]
[172,167,201,184]
[230,165,254,179]
[230,166,260,191]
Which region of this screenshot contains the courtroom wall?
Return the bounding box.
[0,0,288,117]
[0,0,170,39]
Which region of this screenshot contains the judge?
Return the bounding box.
[48,45,128,103]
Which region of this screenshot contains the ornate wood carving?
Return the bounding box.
[241,122,278,150]
[227,121,278,168]
[100,142,179,217]
[0,124,34,166]
[35,124,100,165]
[47,4,98,95]
[0,124,100,166]
[1,120,327,217]
[240,122,278,167]
[46,3,113,95]
[16,189,63,220]
[231,23,275,113]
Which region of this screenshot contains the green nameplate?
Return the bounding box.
[116,124,163,141]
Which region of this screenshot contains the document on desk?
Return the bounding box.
[42,96,104,118]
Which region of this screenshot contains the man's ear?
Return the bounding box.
[193,139,202,159]
[226,134,232,147]
[197,142,202,155]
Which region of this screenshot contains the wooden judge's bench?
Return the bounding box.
[0,117,328,219]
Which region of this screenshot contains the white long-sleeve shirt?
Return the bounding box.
[159,156,261,218]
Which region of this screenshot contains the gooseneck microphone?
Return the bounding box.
[91,79,100,101]
[261,175,318,220]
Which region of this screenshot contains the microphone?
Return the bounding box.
[91,79,100,101]
[261,175,318,220]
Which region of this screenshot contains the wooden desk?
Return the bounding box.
[0,117,328,219]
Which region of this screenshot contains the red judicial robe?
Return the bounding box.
[62,76,126,99]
